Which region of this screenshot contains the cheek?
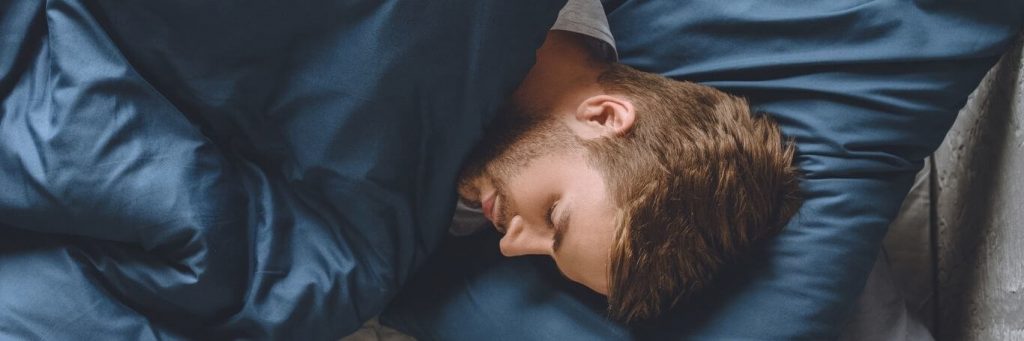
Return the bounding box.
[488,120,579,180]
[517,164,563,188]
[487,124,557,179]
[504,154,578,203]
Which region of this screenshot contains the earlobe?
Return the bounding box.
[574,95,636,139]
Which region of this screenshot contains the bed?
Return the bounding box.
[3,1,1022,340]
[0,1,563,339]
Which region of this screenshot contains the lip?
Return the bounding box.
[481,192,496,224]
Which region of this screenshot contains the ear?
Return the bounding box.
[571,94,636,139]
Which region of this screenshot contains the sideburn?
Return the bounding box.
[458,103,576,191]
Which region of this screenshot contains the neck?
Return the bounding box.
[512,30,610,115]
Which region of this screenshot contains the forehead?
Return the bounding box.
[549,152,619,292]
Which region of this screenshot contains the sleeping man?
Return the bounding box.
[451,0,802,323]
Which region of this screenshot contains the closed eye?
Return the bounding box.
[546,202,557,226]
[549,201,569,252]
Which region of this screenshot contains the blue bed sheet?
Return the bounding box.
[0,1,564,339]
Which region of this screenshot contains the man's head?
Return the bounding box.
[457,63,801,323]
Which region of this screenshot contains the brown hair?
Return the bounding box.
[583,64,802,323]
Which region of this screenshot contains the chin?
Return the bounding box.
[456,176,480,203]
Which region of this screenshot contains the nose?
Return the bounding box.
[499,215,555,257]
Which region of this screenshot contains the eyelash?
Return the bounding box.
[546,202,557,226]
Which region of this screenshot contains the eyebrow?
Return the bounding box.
[551,205,571,252]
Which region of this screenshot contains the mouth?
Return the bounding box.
[481,192,496,223]
[482,192,509,233]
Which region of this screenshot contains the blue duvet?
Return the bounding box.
[0,1,564,339]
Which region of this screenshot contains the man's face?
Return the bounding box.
[458,106,619,295]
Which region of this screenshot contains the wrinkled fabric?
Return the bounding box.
[0,1,564,339]
[383,1,1024,340]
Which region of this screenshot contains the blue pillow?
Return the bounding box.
[383,1,1024,339]
[0,1,563,339]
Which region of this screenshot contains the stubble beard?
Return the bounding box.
[456,103,573,206]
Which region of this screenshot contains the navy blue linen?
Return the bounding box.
[383,1,1024,339]
[0,1,564,339]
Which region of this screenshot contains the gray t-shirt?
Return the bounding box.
[450,0,616,236]
[551,0,617,62]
